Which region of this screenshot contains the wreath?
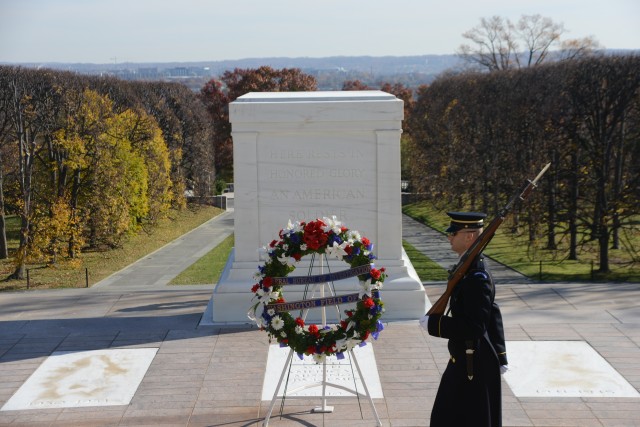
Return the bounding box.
[248,216,386,363]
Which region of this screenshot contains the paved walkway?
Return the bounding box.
[0,212,638,426]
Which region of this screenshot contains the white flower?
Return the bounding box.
[267,308,275,316]
[285,219,304,233]
[278,254,297,267]
[359,280,373,298]
[295,325,304,334]
[335,337,362,352]
[312,353,327,364]
[325,241,348,260]
[321,216,343,234]
[346,230,361,244]
[280,331,287,338]
[256,288,274,304]
[271,315,284,330]
[300,243,308,251]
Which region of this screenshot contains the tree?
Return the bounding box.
[457,14,601,71]
[342,80,372,91]
[0,66,18,259]
[560,56,640,272]
[200,66,317,180]
[6,68,63,278]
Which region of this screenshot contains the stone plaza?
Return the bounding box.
[0,212,638,426]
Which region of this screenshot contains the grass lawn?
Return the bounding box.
[403,240,449,282]
[403,202,640,282]
[169,234,234,285]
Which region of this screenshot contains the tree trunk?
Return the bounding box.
[546,150,558,250]
[0,160,8,259]
[568,150,579,260]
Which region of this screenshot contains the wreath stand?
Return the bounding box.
[262,255,382,427]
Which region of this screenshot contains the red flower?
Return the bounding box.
[270,240,278,248]
[362,331,370,340]
[251,283,260,293]
[292,253,302,261]
[262,277,273,288]
[362,297,375,309]
[380,267,386,272]
[346,310,353,317]
[276,297,285,303]
[308,324,320,336]
[340,320,348,329]
[295,317,305,327]
[344,245,353,255]
[370,268,381,280]
[303,220,328,250]
[306,345,316,355]
[361,237,371,246]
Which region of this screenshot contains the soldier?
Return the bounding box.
[420,212,508,427]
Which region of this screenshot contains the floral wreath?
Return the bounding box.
[248,216,386,363]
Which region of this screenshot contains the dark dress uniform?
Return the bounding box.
[428,256,507,427]
[425,212,507,427]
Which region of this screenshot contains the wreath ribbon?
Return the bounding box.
[271,264,372,286]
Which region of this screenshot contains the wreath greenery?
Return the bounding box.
[248,216,386,363]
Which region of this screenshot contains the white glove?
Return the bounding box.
[500,365,509,375]
[419,314,429,331]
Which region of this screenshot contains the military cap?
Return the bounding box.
[445,211,487,233]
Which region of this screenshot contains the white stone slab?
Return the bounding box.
[1,348,158,410]
[503,341,640,398]
[262,343,383,400]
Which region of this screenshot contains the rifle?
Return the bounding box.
[426,163,551,316]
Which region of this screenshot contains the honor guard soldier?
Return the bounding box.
[420,212,508,427]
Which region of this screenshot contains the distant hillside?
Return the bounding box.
[6,51,635,91]
[203,55,464,75]
[5,54,461,76]
[1,55,464,91]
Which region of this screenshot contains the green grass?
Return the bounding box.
[403,202,640,282]
[168,235,448,285]
[403,240,449,282]
[169,234,234,285]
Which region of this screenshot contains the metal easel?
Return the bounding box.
[262,254,381,426]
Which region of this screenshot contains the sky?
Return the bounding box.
[1,0,639,64]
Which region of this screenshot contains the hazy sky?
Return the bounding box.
[1,0,638,64]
